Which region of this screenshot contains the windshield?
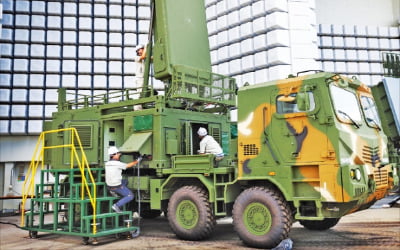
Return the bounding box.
[360,96,381,129]
[329,85,362,126]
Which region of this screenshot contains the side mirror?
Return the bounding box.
[297,92,310,111]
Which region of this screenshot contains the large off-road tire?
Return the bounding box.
[299,218,340,230]
[232,186,292,249]
[167,186,216,241]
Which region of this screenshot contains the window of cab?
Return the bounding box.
[360,95,382,129]
[329,84,362,125]
[276,92,315,114]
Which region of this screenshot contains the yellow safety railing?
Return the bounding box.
[20,128,98,234]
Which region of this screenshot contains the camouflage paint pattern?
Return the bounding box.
[237,72,396,217]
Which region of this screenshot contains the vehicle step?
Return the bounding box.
[31,197,117,202]
[91,226,139,237]
[83,212,131,220]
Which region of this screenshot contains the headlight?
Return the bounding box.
[355,168,361,181]
[350,168,362,181]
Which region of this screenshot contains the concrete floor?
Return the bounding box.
[1,201,399,249]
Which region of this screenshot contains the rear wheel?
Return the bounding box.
[299,218,340,230]
[167,186,216,240]
[232,186,292,249]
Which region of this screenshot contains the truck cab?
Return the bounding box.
[237,72,397,220]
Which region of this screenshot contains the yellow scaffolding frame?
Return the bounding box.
[20,128,98,234]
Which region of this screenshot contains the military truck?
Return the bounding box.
[21,0,398,248]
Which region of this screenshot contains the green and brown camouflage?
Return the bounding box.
[237,72,398,218]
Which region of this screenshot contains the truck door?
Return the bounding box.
[270,87,324,164]
[103,120,124,161]
[270,84,341,202]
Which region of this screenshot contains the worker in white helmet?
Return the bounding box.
[105,146,141,213]
[197,127,224,162]
[134,44,146,110]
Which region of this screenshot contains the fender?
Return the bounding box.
[160,174,215,202]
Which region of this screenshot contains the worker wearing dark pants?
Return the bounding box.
[107,179,133,212]
[105,146,140,213]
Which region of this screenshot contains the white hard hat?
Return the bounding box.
[197,127,207,136]
[135,44,145,51]
[108,146,120,155]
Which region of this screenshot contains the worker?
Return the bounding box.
[197,127,224,161]
[134,44,146,110]
[105,146,141,213]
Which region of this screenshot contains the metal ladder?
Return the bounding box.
[20,128,138,243]
[213,167,236,217]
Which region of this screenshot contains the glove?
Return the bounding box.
[137,156,143,163]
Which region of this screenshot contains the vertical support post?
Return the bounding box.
[80,199,85,233]
[141,1,154,98]
[57,88,67,111]
[38,168,45,228]
[29,198,35,227]
[68,168,74,232]
[54,171,59,199]
[68,202,73,232]
[53,172,59,231]
[70,130,74,170]
[53,199,58,231]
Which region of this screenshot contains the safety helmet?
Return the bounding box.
[197,127,207,136]
[108,146,120,155]
[135,44,145,51]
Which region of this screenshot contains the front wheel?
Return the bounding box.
[167,186,216,240]
[232,186,292,249]
[299,218,340,230]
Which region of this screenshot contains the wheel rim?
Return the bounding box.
[243,202,272,235]
[176,199,199,229]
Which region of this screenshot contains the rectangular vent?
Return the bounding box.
[243,144,259,156]
[373,169,388,186]
[211,127,220,142]
[362,145,381,166]
[354,187,365,196]
[72,125,92,148]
